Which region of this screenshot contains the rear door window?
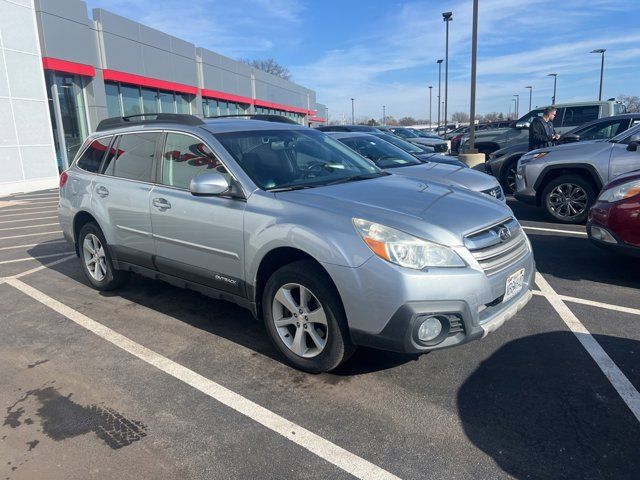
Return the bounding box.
[102,132,160,182]
[562,106,600,127]
[75,136,113,173]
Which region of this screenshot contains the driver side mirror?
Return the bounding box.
[515,122,530,129]
[627,133,640,152]
[190,172,230,196]
[562,133,581,143]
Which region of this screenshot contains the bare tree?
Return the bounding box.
[399,116,417,126]
[618,94,640,113]
[240,58,292,81]
[482,112,504,122]
[451,111,470,123]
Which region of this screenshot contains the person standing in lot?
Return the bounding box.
[529,106,560,151]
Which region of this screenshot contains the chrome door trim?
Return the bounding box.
[152,233,240,260]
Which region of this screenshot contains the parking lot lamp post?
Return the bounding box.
[590,49,606,101]
[467,0,479,153]
[350,98,355,124]
[428,86,433,127]
[382,105,386,125]
[525,86,533,112]
[442,12,453,135]
[548,73,557,104]
[513,94,520,119]
[437,59,443,133]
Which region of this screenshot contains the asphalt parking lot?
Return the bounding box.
[1,190,639,480]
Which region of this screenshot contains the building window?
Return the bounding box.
[159,91,175,113]
[176,94,191,114]
[105,82,121,117]
[141,88,159,115]
[121,85,142,116]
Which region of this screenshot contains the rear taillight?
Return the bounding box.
[59,171,69,188]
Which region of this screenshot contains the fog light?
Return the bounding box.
[417,316,443,342]
[591,226,617,244]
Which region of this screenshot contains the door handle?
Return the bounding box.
[152,198,171,211]
[96,185,109,198]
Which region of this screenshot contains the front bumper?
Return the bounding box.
[324,248,536,354]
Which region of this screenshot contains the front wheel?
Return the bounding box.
[541,175,596,224]
[501,160,519,195]
[262,260,355,373]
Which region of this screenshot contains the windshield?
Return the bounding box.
[370,132,424,153]
[338,135,423,168]
[214,129,384,190]
[390,127,419,138]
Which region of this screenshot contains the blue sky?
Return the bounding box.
[86,0,639,122]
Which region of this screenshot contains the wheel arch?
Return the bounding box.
[534,164,603,206]
[72,211,101,255]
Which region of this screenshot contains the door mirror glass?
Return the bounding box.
[190,172,230,196]
[627,133,640,152]
[515,122,530,129]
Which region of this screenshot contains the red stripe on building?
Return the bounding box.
[254,99,309,115]
[308,116,327,123]
[201,89,253,105]
[42,57,95,77]
[102,69,198,95]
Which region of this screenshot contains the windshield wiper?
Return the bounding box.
[323,172,387,186]
[266,184,316,192]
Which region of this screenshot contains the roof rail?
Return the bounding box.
[205,114,300,125]
[96,113,206,132]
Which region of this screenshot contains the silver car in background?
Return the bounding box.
[516,124,640,223]
[59,114,534,373]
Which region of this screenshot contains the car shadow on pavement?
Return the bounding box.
[528,234,640,288]
[458,331,640,480]
[26,243,415,374]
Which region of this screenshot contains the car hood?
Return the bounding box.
[492,142,529,158]
[387,163,498,192]
[416,153,466,167]
[408,138,446,147]
[278,175,512,246]
[531,139,607,155]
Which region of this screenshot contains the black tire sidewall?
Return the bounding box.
[501,159,519,195]
[542,175,595,224]
[262,260,351,373]
[78,223,126,290]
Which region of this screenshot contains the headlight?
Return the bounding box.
[353,218,465,269]
[519,151,548,166]
[597,179,640,202]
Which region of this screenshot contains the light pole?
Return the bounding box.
[513,94,520,119]
[428,86,433,127]
[442,12,453,134]
[590,49,606,101]
[382,105,386,125]
[548,73,557,104]
[467,0,479,153]
[350,98,355,124]
[525,86,532,112]
[437,59,443,133]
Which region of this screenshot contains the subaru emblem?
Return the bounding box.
[498,227,512,242]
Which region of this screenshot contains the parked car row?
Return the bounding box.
[59,113,533,373]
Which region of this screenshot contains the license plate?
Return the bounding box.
[504,268,525,303]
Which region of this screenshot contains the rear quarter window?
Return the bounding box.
[75,137,113,173]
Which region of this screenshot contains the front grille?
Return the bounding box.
[434,143,449,153]
[482,185,504,201]
[465,218,529,275]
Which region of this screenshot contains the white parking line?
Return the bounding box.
[9,255,75,279]
[0,241,67,251]
[0,206,58,214]
[0,216,57,225]
[2,200,59,207]
[0,222,59,231]
[536,273,640,423]
[3,277,401,480]
[10,194,59,199]
[532,290,640,317]
[0,230,62,241]
[0,252,74,265]
[523,226,587,237]
[0,209,57,218]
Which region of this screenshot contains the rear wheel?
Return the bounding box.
[262,260,355,373]
[541,175,596,224]
[78,222,129,290]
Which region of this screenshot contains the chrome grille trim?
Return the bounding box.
[465,218,529,275]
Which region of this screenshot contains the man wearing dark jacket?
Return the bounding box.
[529,106,559,151]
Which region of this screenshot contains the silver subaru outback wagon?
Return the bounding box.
[59,114,535,373]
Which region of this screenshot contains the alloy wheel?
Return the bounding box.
[271,283,328,358]
[548,183,588,219]
[82,233,107,282]
[505,165,517,194]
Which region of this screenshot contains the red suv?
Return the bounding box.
[587,170,640,257]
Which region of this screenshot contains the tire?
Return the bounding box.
[500,159,519,195]
[262,260,355,373]
[541,174,596,224]
[77,222,130,290]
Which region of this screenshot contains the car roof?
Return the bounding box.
[325,131,377,140]
[567,113,640,135]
